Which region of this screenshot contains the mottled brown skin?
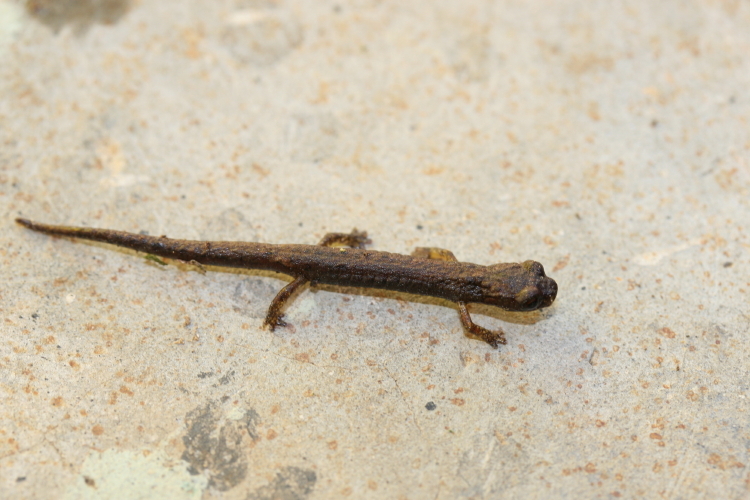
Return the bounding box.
[16,218,557,348]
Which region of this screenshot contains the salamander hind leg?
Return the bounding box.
[263,276,308,331]
[317,229,370,248]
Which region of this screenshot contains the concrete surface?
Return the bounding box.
[1,0,749,498]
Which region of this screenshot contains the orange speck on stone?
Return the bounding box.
[658,327,676,338]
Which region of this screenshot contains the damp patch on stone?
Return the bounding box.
[247,466,317,500]
[181,400,260,491]
[25,0,132,34]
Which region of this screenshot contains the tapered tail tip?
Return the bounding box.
[16,218,33,228]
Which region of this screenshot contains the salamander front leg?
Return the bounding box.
[411,247,457,261]
[317,229,370,248]
[263,276,308,330]
[457,303,507,348]
[412,246,507,349]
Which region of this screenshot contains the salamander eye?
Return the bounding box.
[515,286,542,310]
[526,296,543,310]
[522,260,545,276]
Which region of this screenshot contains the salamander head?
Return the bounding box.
[480,260,557,311]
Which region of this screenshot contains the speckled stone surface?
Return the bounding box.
[1,1,749,499]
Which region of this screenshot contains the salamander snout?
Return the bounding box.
[514,261,558,311]
[536,275,558,308]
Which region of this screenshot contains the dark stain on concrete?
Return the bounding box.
[26,0,132,34]
[247,466,317,500]
[218,370,236,386]
[181,401,260,491]
[243,407,261,441]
